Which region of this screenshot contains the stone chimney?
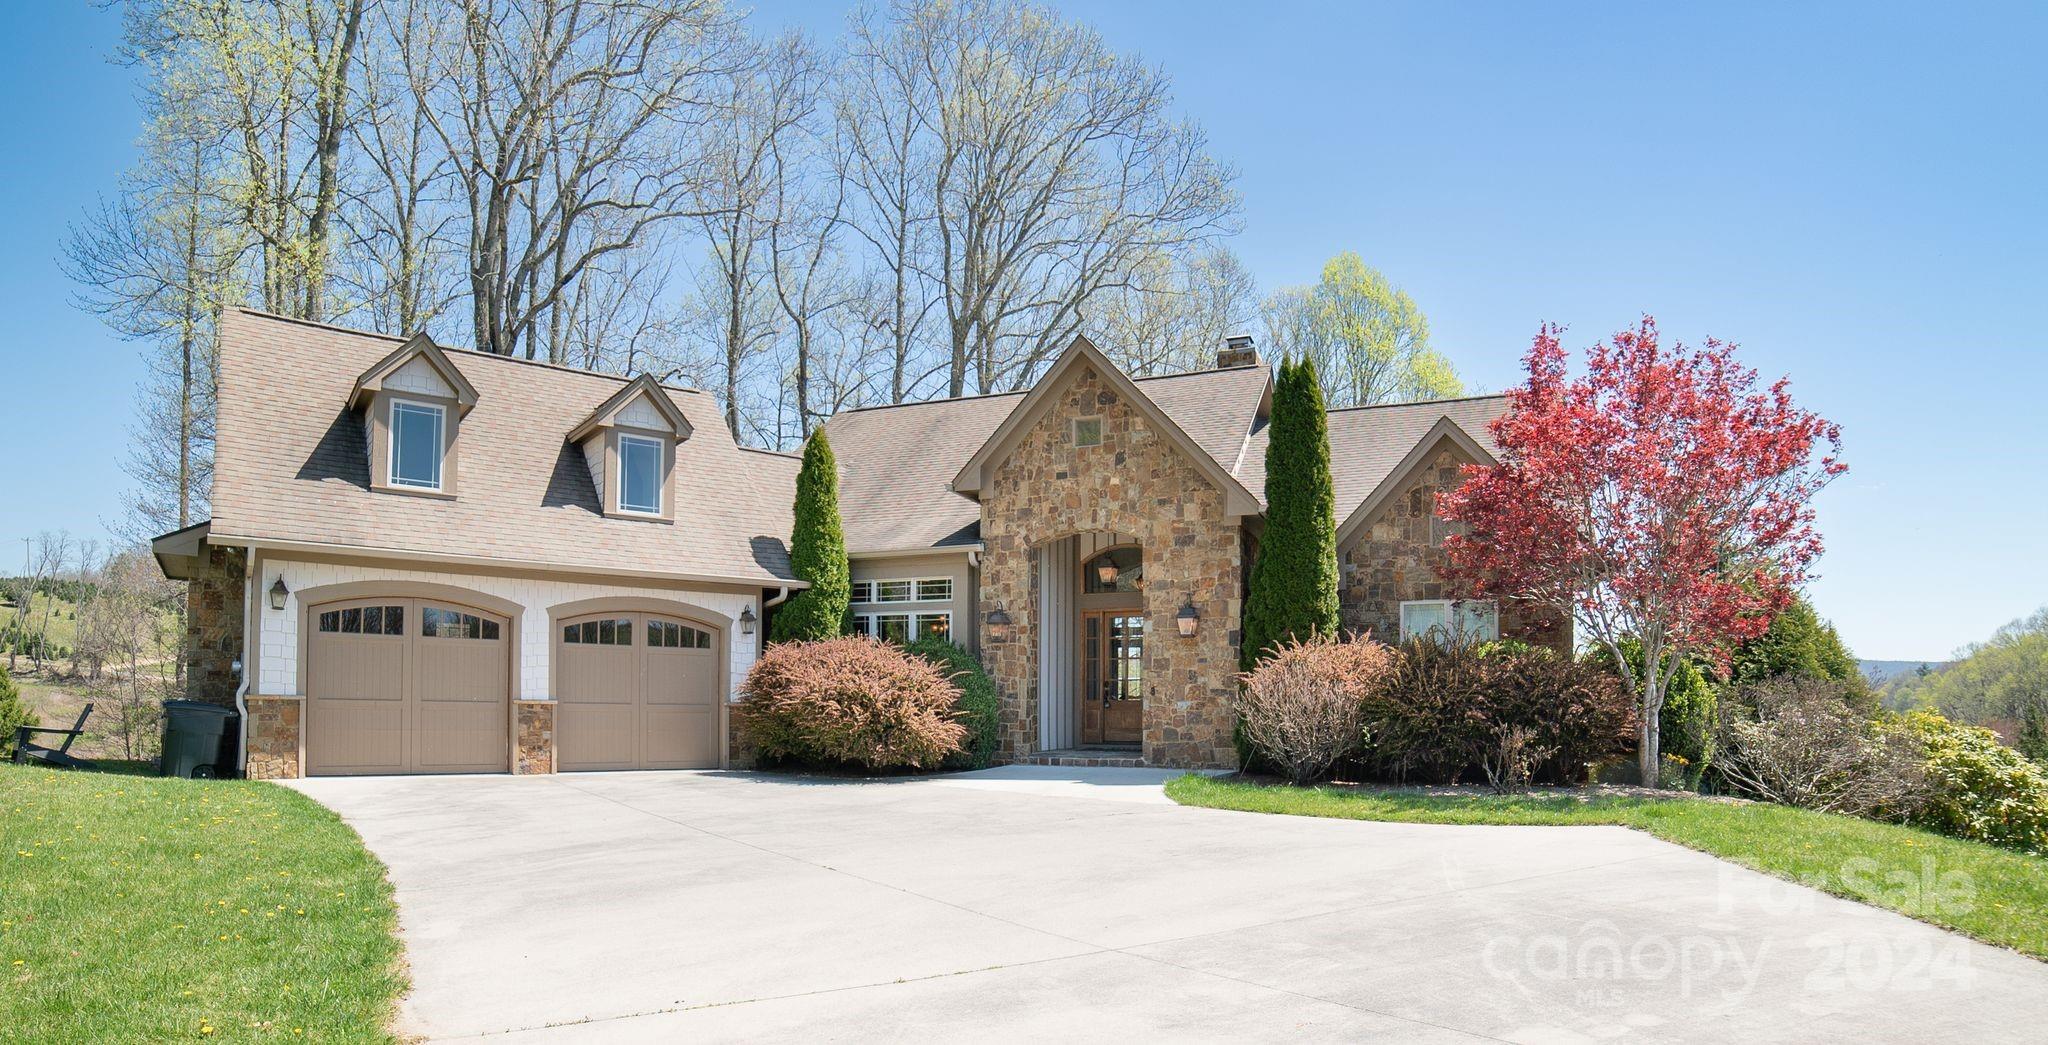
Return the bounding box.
[1216,334,1257,369]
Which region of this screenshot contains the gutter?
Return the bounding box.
[763,585,791,609]
[233,543,257,776]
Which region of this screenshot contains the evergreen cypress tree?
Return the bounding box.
[1241,357,1340,669]
[2020,703,2048,765]
[770,429,851,642]
[0,663,34,758]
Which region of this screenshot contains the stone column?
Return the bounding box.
[515,701,556,774]
[243,695,302,780]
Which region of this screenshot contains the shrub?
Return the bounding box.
[740,637,965,772]
[1716,678,1923,817]
[1893,710,2048,855]
[1234,635,1394,785]
[904,638,1000,770]
[1357,636,1634,789]
[0,664,35,757]
[1241,358,1339,669]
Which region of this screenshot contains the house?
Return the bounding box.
[155,310,1563,779]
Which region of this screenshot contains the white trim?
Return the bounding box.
[853,610,953,644]
[616,432,664,515]
[388,397,446,491]
[202,532,805,590]
[852,576,952,605]
[1398,598,1499,643]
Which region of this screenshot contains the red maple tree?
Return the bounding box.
[1439,318,1845,784]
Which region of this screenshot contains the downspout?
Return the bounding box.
[764,585,791,609]
[232,544,258,776]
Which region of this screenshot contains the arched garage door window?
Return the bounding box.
[554,611,720,771]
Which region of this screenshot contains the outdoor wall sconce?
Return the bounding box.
[268,576,289,611]
[739,605,757,635]
[987,607,1015,642]
[1176,600,1199,638]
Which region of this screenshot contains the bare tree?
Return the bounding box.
[124,0,366,320]
[1090,245,1258,376]
[414,0,744,360]
[76,549,184,761]
[865,0,1239,395]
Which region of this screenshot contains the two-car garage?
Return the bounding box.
[301,594,724,777]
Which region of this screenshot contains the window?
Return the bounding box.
[646,619,712,649]
[1073,416,1103,447]
[1082,546,1143,593]
[619,434,663,514]
[853,577,951,604]
[562,618,633,645]
[855,612,950,643]
[389,400,446,489]
[318,605,404,636]
[423,606,499,640]
[1398,600,1498,643]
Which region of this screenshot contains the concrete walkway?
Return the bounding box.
[288,768,2048,1043]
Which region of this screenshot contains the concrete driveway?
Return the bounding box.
[289,768,2048,1043]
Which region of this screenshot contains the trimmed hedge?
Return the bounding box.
[905,638,1001,770]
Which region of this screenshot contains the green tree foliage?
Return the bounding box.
[2019,703,2048,764]
[1242,358,1339,670]
[905,638,1001,771]
[1588,639,1716,780]
[769,429,850,642]
[1260,253,1462,408]
[1883,607,2048,731]
[1729,595,1867,705]
[0,664,35,756]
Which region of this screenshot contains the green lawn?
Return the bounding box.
[1,764,406,1040]
[1167,774,2048,960]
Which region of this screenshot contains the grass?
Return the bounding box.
[1,764,406,1040]
[1167,774,2048,960]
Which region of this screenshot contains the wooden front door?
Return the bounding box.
[1080,610,1145,745]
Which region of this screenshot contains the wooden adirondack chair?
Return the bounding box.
[11,703,96,769]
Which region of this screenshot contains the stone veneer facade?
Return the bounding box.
[1339,438,1567,652]
[975,363,1243,769]
[243,696,302,780]
[515,701,555,774]
[185,545,247,707]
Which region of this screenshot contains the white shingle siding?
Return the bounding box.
[582,438,606,505]
[386,355,455,398]
[616,393,671,432]
[256,556,757,703]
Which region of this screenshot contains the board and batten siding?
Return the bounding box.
[252,556,760,703]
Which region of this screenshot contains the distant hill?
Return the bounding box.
[1861,659,1948,684]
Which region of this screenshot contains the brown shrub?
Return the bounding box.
[1717,678,1925,817]
[740,636,967,771]
[1359,636,1635,789]
[1234,635,1396,785]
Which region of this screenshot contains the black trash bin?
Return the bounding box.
[161,700,238,778]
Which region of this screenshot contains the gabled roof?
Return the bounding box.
[566,373,693,443]
[949,336,1264,517]
[823,361,1270,556]
[208,309,797,586]
[1237,394,1509,546]
[348,332,480,413]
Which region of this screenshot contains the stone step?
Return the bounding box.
[1015,750,1147,769]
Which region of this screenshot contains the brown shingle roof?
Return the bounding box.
[1236,394,1508,528]
[208,309,798,585]
[825,363,1273,555]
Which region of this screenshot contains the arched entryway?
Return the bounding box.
[1037,531,1145,752]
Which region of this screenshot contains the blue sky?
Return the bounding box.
[2,2,2042,662]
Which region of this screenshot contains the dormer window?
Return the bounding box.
[389,400,447,490]
[566,373,693,523]
[618,434,664,514]
[349,331,477,500]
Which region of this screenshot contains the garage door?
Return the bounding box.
[555,612,720,771]
[305,598,510,776]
